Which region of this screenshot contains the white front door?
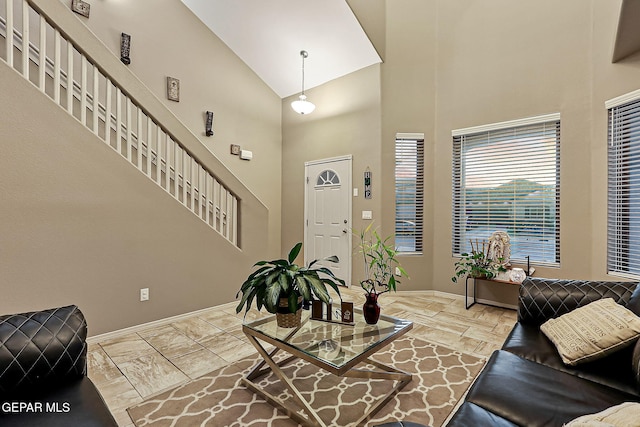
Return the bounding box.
[304,156,352,286]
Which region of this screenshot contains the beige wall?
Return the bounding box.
[281,65,382,288]
[72,0,283,257]
[284,0,640,306]
[0,64,268,335]
[0,0,276,335]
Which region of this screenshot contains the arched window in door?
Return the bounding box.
[316,170,340,187]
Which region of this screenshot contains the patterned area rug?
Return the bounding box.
[127,336,484,427]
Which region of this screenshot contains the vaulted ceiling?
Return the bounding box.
[181,0,381,98]
[612,0,640,62]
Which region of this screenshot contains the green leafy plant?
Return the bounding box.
[236,242,345,316]
[357,224,408,295]
[452,239,506,283]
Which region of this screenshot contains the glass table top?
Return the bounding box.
[243,309,413,370]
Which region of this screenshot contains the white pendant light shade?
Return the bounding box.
[291,94,316,115]
[291,50,315,115]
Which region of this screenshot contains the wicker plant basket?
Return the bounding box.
[276,297,302,328]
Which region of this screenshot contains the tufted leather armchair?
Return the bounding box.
[0,305,117,426]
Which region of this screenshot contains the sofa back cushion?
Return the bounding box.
[0,305,87,395]
[518,278,639,325]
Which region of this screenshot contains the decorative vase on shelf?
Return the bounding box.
[509,268,526,284]
[363,292,381,325]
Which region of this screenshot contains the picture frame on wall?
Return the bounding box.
[71,0,90,18]
[167,77,180,102]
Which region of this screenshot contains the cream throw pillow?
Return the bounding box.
[540,298,640,366]
[564,402,640,426]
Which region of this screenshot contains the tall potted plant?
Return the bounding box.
[236,242,345,328]
[357,224,408,324]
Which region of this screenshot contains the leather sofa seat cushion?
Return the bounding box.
[464,351,640,427]
[540,298,640,365]
[444,402,518,427]
[502,323,639,396]
[0,377,117,427]
[0,305,87,394]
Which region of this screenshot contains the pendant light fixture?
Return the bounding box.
[291,50,315,115]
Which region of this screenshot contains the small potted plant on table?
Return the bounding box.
[236,242,345,328]
[451,239,506,283]
[357,224,408,324]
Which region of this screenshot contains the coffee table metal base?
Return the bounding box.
[242,334,413,427]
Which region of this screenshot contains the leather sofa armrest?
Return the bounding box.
[517,277,638,325]
[0,305,87,395]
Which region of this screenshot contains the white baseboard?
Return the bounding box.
[86,305,225,344]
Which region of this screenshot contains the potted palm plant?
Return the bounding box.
[236,242,345,328]
[357,224,408,324]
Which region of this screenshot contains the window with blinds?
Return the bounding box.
[395,134,424,253]
[452,115,560,264]
[607,92,640,278]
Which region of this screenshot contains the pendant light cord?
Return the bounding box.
[300,50,308,96]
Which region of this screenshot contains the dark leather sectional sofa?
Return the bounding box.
[446,277,640,426]
[0,305,117,427]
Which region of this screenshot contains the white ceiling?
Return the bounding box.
[181,0,381,98]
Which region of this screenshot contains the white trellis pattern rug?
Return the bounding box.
[128,336,484,427]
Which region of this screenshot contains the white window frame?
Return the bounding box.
[395,133,424,254]
[451,114,561,266]
[606,89,640,279]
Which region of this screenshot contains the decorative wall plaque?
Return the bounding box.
[167,77,180,102]
[71,0,90,18]
[230,144,241,155]
[120,33,131,65]
[364,168,372,199]
[205,111,214,136]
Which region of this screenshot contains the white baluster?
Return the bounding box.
[6,0,14,67]
[126,98,132,162]
[115,87,122,154]
[21,0,29,79]
[155,127,162,186]
[92,66,99,134]
[173,140,184,200]
[232,195,238,245]
[191,158,197,214]
[105,79,112,145]
[53,29,61,103]
[137,108,143,168]
[146,116,152,177]
[164,135,171,193]
[80,56,87,125]
[66,41,73,114]
[38,15,45,91]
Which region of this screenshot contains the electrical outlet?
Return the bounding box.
[140,288,149,301]
[395,267,402,276]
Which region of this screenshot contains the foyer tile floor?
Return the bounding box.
[88,287,517,427]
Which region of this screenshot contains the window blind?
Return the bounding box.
[608,96,640,277]
[452,118,560,264]
[395,136,424,253]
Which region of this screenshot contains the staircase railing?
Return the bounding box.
[1,0,239,246]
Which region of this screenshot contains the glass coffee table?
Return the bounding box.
[242,308,413,427]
